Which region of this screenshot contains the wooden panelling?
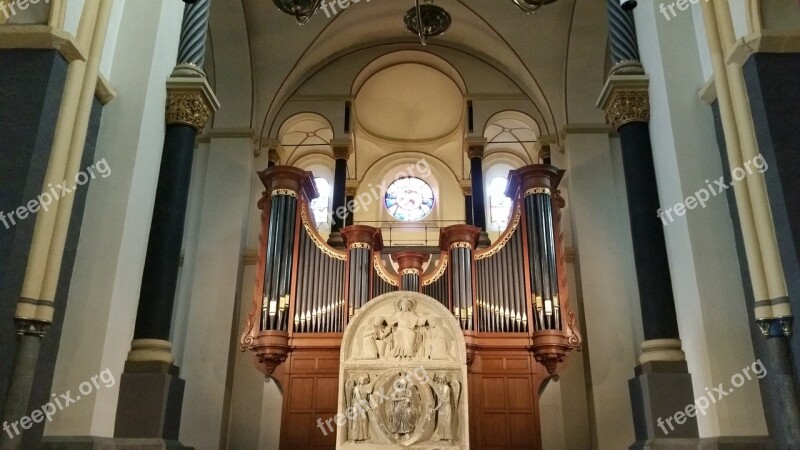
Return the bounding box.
[469,351,544,450]
[280,349,341,450]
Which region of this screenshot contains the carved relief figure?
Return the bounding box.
[345,375,372,441]
[385,298,427,359]
[388,378,416,439]
[430,374,459,441]
[424,317,450,360]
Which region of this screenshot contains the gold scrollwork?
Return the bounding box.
[422,254,448,286]
[475,206,522,260]
[373,254,400,286]
[604,89,650,131]
[166,91,213,132]
[525,187,551,197]
[450,242,472,250]
[271,189,298,198]
[401,268,420,276]
[300,204,346,261]
[350,243,372,250]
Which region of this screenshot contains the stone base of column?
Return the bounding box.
[113,359,185,442]
[629,359,699,446]
[327,231,346,249]
[40,436,193,449]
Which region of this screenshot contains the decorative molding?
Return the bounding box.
[15,318,50,337]
[727,30,800,66]
[698,77,717,105]
[198,128,255,140]
[271,189,297,198]
[558,123,615,141]
[0,25,85,62]
[374,254,400,286]
[525,187,552,197]
[421,254,448,286]
[300,203,347,261]
[475,206,521,260]
[95,73,117,105]
[243,251,258,266]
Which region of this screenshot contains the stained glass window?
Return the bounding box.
[488,177,512,227]
[311,177,330,228]
[384,177,434,221]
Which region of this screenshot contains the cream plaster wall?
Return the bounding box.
[634,0,767,438]
[46,0,184,437]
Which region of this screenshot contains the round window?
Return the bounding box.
[384,177,435,221]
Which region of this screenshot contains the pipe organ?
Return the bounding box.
[240,165,582,449]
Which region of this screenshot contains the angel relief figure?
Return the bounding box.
[430,374,460,441]
[345,375,373,441]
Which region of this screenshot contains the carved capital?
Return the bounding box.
[465,137,487,159]
[603,89,650,131]
[165,65,219,132]
[331,138,352,160]
[597,71,650,132]
[166,91,214,132]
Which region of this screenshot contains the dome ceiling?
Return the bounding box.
[354,63,464,142]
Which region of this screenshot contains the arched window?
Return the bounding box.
[310,178,331,228]
[384,177,435,221]
[488,177,512,227]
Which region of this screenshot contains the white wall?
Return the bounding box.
[634,0,767,438]
[46,0,184,437]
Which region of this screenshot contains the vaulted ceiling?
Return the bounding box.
[206,0,610,147]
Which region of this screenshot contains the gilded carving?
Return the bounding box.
[166,91,213,132]
[604,89,650,131]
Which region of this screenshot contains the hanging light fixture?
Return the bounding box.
[404,0,451,45]
[511,0,558,14]
[272,0,321,25]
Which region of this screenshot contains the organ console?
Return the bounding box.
[240,164,582,449]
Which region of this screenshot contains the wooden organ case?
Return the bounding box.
[240,165,582,449]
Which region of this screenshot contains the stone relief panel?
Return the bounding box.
[337,292,468,449]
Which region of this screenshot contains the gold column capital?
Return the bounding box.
[166,64,220,132]
[465,136,487,159]
[597,71,650,132]
[330,138,352,160]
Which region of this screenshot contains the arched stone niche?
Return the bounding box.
[336,292,469,449]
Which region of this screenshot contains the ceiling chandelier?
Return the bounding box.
[272,0,321,25]
[511,0,558,14]
[403,0,451,45]
[271,0,563,30]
